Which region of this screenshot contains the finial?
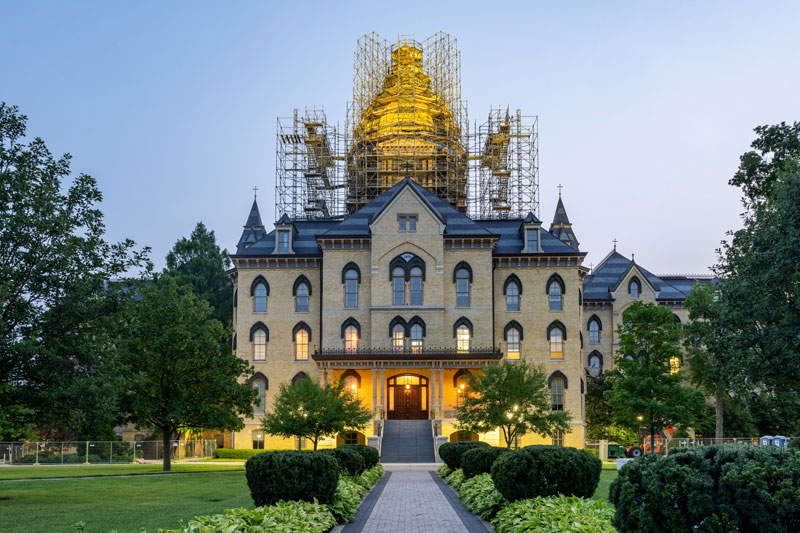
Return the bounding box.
[632,253,635,263]
[589,262,593,273]
[612,238,618,250]
[557,184,563,198]
[404,162,411,180]
[253,186,259,199]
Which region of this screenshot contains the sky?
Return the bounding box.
[3,1,799,274]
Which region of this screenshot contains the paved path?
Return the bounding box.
[339,465,490,533]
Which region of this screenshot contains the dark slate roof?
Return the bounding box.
[233,179,584,258]
[524,211,541,223]
[322,177,492,237]
[583,250,706,301]
[549,197,580,250]
[237,199,268,250]
[551,197,571,225]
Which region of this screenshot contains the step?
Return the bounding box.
[381,420,435,463]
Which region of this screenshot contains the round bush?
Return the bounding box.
[439,440,490,470]
[245,450,340,506]
[610,445,800,532]
[339,443,380,469]
[461,446,510,479]
[491,446,602,502]
[326,447,366,476]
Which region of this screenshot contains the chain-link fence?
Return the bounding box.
[0,440,216,464]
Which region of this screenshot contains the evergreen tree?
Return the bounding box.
[607,302,705,450]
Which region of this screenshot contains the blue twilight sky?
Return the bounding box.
[3,1,799,274]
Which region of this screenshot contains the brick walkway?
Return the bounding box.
[340,465,489,533]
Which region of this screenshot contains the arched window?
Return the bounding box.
[294,280,310,313]
[588,316,601,344]
[455,267,470,307]
[409,266,423,305]
[548,322,565,359]
[344,325,358,353]
[291,371,308,385]
[392,324,405,352]
[588,351,603,376]
[550,376,564,411]
[251,375,268,415]
[506,327,520,360]
[629,277,641,299]
[670,356,681,374]
[547,274,564,311]
[342,370,360,397]
[253,329,267,361]
[293,324,310,361]
[456,325,470,353]
[392,267,405,305]
[454,369,471,407]
[253,282,268,313]
[410,324,424,354]
[344,267,359,308]
[506,280,520,311]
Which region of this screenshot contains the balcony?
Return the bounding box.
[311,346,503,362]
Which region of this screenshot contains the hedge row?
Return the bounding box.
[215,448,266,460]
[438,441,490,470]
[610,445,800,532]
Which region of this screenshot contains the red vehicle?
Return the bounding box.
[626,435,667,457]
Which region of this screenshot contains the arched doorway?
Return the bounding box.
[387,374,428,420]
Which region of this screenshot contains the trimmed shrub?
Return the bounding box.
[445,468,467,490]
[491,446,602,502]
[325,447,366,476]
[437,463,453,479]
[216,448,266,460]
[457,473,508,520]
[610,445,800,532]
[438,440,490,470]
[492,495,616,533]
[245,450,339,506]
[339,443,380,469]
[159,500,337,533]
[461,446,510,479]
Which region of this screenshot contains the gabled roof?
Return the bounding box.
[524,211,541,224]
[583,250,706,301]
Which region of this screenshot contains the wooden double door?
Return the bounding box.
[387,374,428,420]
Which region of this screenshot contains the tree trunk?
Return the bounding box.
[312,438,317,450]
[715,389,724,441]
[162,428,172,472]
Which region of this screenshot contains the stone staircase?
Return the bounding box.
[380,420,435,463]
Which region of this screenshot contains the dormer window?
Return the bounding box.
[277,230,290,253]
[398,214,417,232]
[526,228,539,251]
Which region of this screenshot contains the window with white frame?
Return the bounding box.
[550,377,564,411]
[456,325,471,353]
[295,281,309,313]
[506,280,520,311]
[295,328,309,361]
[252,379,267,416]
[253,328,267,361]
[526,228,538,251]
[506,327,520,360]
[409,266,423,305]
[392,267,405,305]
[392,324,405,352]
[410,324,424,354]
[549,327,564,359]
[254,282,268,313]
[344,325,358,353]
[277,230,290,252]
[344,268,359,308]
[549,280,563,311]
[455,267,470,307]
[589,318,600,344]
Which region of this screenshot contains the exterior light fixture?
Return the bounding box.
[637,415,643,422]
[506,412,513,419]
[405,384,410,390]
[513,404,518,411]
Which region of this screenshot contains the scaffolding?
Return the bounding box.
[275,33,538,222]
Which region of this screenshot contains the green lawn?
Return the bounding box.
[0,470,251,532]
[0,463,244,480]
[592,468,617,502]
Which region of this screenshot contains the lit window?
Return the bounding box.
[410,324,424,354]
[455,268,470,307]
[526,228,538,251]
[456,325,471,353]
[550,377,564,411]
[295,329,309,361]
[253,329,267,361]
[410,266,423,305]
[552,429,564,446]
[507,327,520,360]
[506,280,520,311]
[253,379,267,416]
[252,430,265,449]
[277,230,290,252]
[549,280,563,311]
[295,281,309,313]
[344,269,359,308]
[254,282,267,313]
[550,327,564,359]
[392,267,405,305]
[670,356,681,375]
[392,324,405,352]
[589,319,600,344]
[344,375,358,398]
[344,325,358,353]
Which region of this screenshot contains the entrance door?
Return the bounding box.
[387,374,428,420]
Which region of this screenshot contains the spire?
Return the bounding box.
[246,198,264,228]
[238,197,267,248]
[549,194,579,250]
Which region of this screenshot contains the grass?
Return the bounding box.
[592,468,617,501]
[0,470,251,532]
[0,463,244,480]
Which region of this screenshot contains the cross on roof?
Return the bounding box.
[613,238,618,250]
[253,186,259,198]
[557,184,563,198]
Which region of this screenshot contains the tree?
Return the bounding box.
[455,360,570,449]
[117,275,255,471]
[715,123,800,392]
[607,302,705,451]
[0,102,148,439]
[683,282,747,439]
[165,222,233,329]
[585,374,638,445]
[262,376,372,451]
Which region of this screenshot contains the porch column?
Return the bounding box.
[431,366,438,414]
[378,367,385,411]
[320,368,326,386]
[371,367,377,412]
[438,368,444,413]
